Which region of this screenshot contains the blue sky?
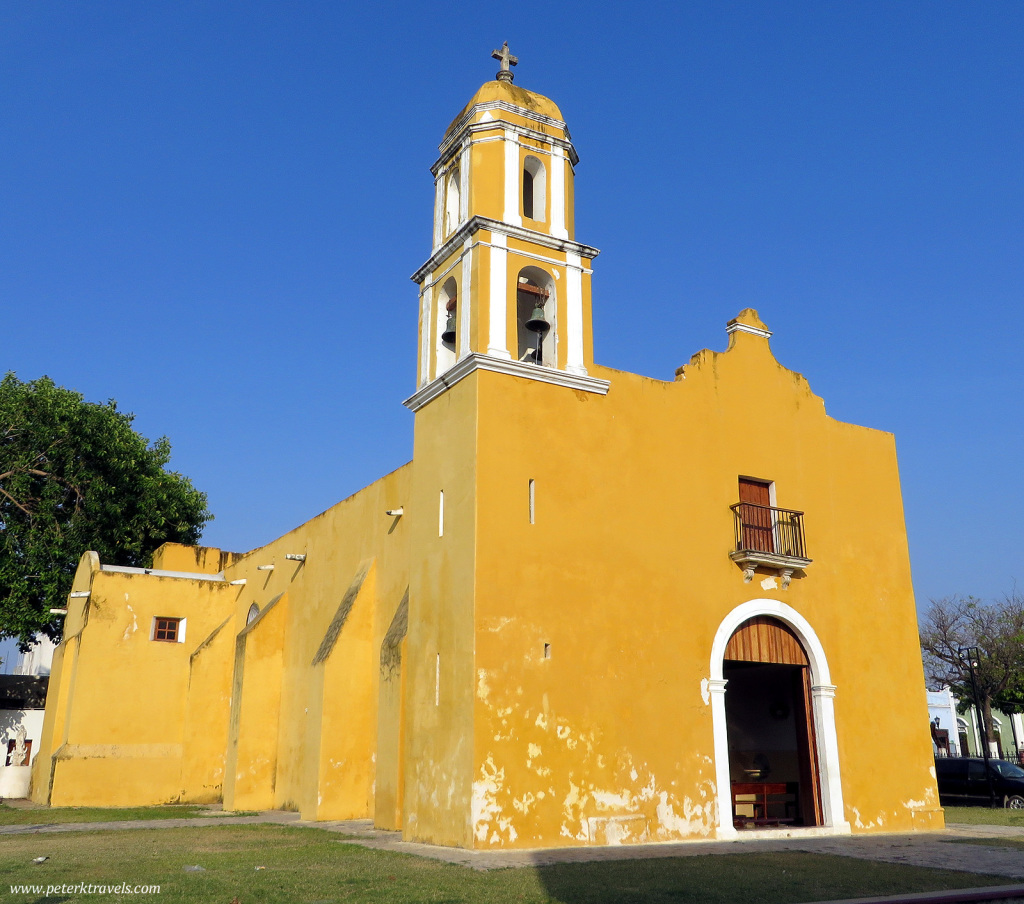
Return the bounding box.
[2,2,1022,614]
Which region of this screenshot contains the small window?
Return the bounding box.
[153,617,181,643]
[246,603,260,625]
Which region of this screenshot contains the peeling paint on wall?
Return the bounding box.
[122,603,138,641]
[471,669,718,847]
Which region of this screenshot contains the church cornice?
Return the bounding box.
[434,116,579,174]
[442,98,569,144]
[411,216,599,284]
[403,353,610,412]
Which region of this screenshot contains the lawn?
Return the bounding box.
[0,803,245,826]
[943,806,1024,828]
[0,824,1008,904]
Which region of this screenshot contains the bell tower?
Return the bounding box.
[404,46,610,411]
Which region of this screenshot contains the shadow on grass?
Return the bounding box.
[533,852,1005,904]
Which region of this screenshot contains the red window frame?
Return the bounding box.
[153,617,180,643]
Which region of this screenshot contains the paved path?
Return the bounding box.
[3,808,1024,889]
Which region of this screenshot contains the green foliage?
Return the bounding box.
[920,594,1024,742]
[0,373,211,647]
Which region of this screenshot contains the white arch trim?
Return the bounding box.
[708,599,850,839]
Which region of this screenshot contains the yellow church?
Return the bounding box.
[32,50,943,848]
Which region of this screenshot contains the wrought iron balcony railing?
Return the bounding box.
[729,502,811,588]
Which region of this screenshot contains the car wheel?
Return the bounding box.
[1004,795,1024,809]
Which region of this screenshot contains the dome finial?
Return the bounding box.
[491,42,518,82]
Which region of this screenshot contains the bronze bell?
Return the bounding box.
[441,303,456,344]
[525,303,550,334]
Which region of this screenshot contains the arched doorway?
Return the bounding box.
[708,600,848,838]
[723,616,821,828]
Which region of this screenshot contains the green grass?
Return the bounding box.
[944,805,1024,827]
[0,803,247,826]
[952,836,1024,853]
[0,824,1008,904]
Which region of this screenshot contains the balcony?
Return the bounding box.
[729,503,812,589]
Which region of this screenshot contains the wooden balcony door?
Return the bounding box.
[738,477,774,553]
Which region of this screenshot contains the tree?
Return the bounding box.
[0,373,212,647]
[920,594,1024,752]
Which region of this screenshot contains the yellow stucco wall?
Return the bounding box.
[401,382,480,848]
[35,464,412,813]
[180,615,233,803]
[457,321,940,847]
[34,558,235,806]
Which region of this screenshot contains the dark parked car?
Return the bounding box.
[934,757,1024,808]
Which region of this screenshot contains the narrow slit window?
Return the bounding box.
[529,478,535,524]
[439,489,444,537]
[543,642,551,660]
[435,653,441,706]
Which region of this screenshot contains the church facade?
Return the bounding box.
[32,60,943,848]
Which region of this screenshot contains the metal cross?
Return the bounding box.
[491,42,518,82]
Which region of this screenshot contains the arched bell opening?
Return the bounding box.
[436,276,458,376]
[516,266,555,367]
[723,616,822,830]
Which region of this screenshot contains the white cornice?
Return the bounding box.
[412,216,599,284]
[435,118,579,173]
[726,321,772,339]
[403,353,610,412]
[100,564,226,582]
[442,99,568,146]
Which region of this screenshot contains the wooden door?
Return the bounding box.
[725,617,823,828]
[793,667,823,826]
[738,478,774,553]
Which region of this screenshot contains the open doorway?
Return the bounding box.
[724,616,821,829]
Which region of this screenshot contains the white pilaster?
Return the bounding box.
[432,179,444,251]
[565,252,587,375]
[503,129,522,227]
[708,678,737,840]
[419,272,433,386]
[459,241,472,359]
[550,145,568,239]
[812,684,850,832]
[459,143,470,224]
[487,232,511,359]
